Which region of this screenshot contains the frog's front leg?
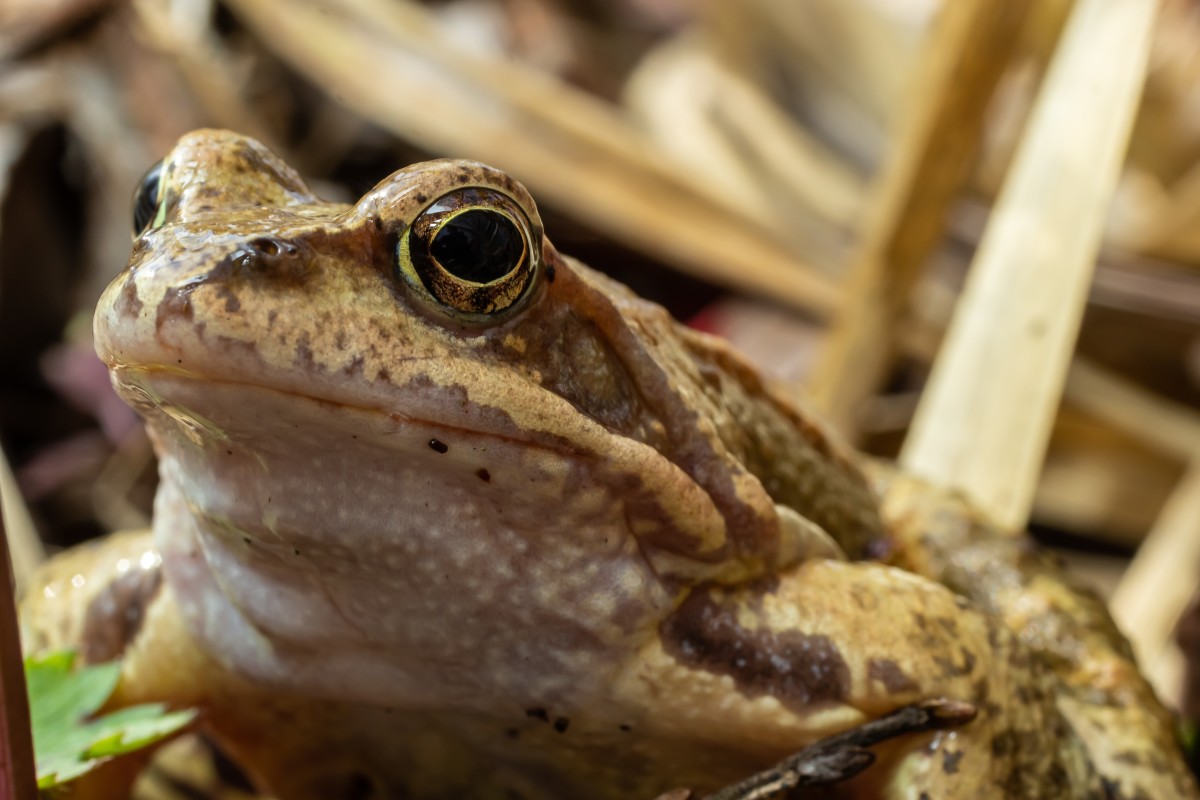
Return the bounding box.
[20,530,234,706]
[617,558,1098,799]
[19,530,240,799]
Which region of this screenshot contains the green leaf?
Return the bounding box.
[26,649,196,789]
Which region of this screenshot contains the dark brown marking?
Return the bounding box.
[942,749,963,774]
[553,717,569,733]
[81,564,164,663]
[991,730,1017,758]
[156,285,195,332]
[295,338,315,369]
[546,263,556,283]
[429,439,448,454]
[118,278,143,318]
[746,574,780,599]
[476,468,491,482]
[342,356,365,377]
[867,658,918,694]
[525,708,548,722]
[934,647,977,678]
[660,588,850,707]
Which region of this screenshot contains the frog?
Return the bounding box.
[19,129,1198,799]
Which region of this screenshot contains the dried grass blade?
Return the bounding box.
[900,0,1161,529]
[811,0,1030,431]
[223,0,840,315]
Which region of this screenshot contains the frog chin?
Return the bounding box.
[136,373,677,711]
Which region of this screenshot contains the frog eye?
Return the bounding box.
[132,160,165,237]
[397,188,538,318]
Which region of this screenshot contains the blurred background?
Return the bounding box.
[2,0,1200,748]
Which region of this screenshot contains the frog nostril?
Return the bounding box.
[222,238,310,283]
[249,237,286,256]
[253,238,276,255]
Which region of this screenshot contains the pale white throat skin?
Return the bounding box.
[20,129,1196,800]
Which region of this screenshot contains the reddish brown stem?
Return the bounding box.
[0,507,36,800]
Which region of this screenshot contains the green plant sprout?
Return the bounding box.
[26,650,195,790]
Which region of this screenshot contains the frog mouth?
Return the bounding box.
[107,363,592,480]
[109,363,741,579]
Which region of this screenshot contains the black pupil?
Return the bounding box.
[133,161,163,234]
[429,209,523,283]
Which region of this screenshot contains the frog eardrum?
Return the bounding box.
[397,187,539,318]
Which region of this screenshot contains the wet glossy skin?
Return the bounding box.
[20,130,1199,799]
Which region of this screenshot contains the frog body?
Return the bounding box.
[20,130,1197,799]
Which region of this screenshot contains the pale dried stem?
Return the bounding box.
[899,0,1161,531]
[625,37,866,261]
[810,0,1030,434]
[0,445,44,595]
[1111,462,1200,706]
[223,0,839,316]
[1065,359,1200,460]
[1074,362,1200,705]
[131,0,274,147]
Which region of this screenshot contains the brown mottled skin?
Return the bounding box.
[20,130,1197,799]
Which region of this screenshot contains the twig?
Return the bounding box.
[900,0,1161,530]
[0,496,37,800]
[696,700,975,800]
